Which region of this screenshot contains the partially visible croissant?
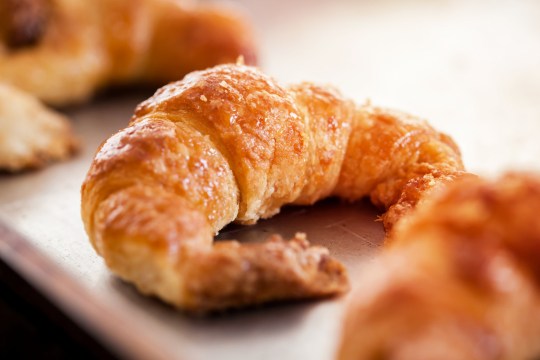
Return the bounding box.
[338,173,540,360]
[0,0,257,106]
[0,82,78,171]
[81,64,465,312]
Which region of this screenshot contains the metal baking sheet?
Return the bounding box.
[2,0,540,359]
[0,92,386,360]
[0,92,384,359]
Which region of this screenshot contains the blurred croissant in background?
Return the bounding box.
[0,0,257,171]
[0,0,257,105]
[0,82,78,171]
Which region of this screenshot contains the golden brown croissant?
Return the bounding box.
[338,173,540,360]
[81,64,464,312]
[0,82,78,171]
[0,0,257,106]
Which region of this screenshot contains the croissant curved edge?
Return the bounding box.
[81,63,464,312]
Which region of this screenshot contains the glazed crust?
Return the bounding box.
[0,0,257,106]
[338,173,540,360]
[0,83,78,171]
[81,64,463,312]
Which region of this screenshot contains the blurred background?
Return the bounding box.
[230,0,540,175]
[2,0,540,359]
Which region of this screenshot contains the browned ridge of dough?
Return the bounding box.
[0,0,258,106]
[338,173,540,360]
[81,64,465,312]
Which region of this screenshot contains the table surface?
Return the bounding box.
[1,0,540,359]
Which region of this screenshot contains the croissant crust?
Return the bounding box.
[82,64,464,312]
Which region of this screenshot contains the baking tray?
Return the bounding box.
[0,92,384,359]
[2,0,540,359]
[0,91,387,359]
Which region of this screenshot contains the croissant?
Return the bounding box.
[81,63,464,312]
[0,82,78,171]
[338,172,540,360]
[0,0,257,106]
